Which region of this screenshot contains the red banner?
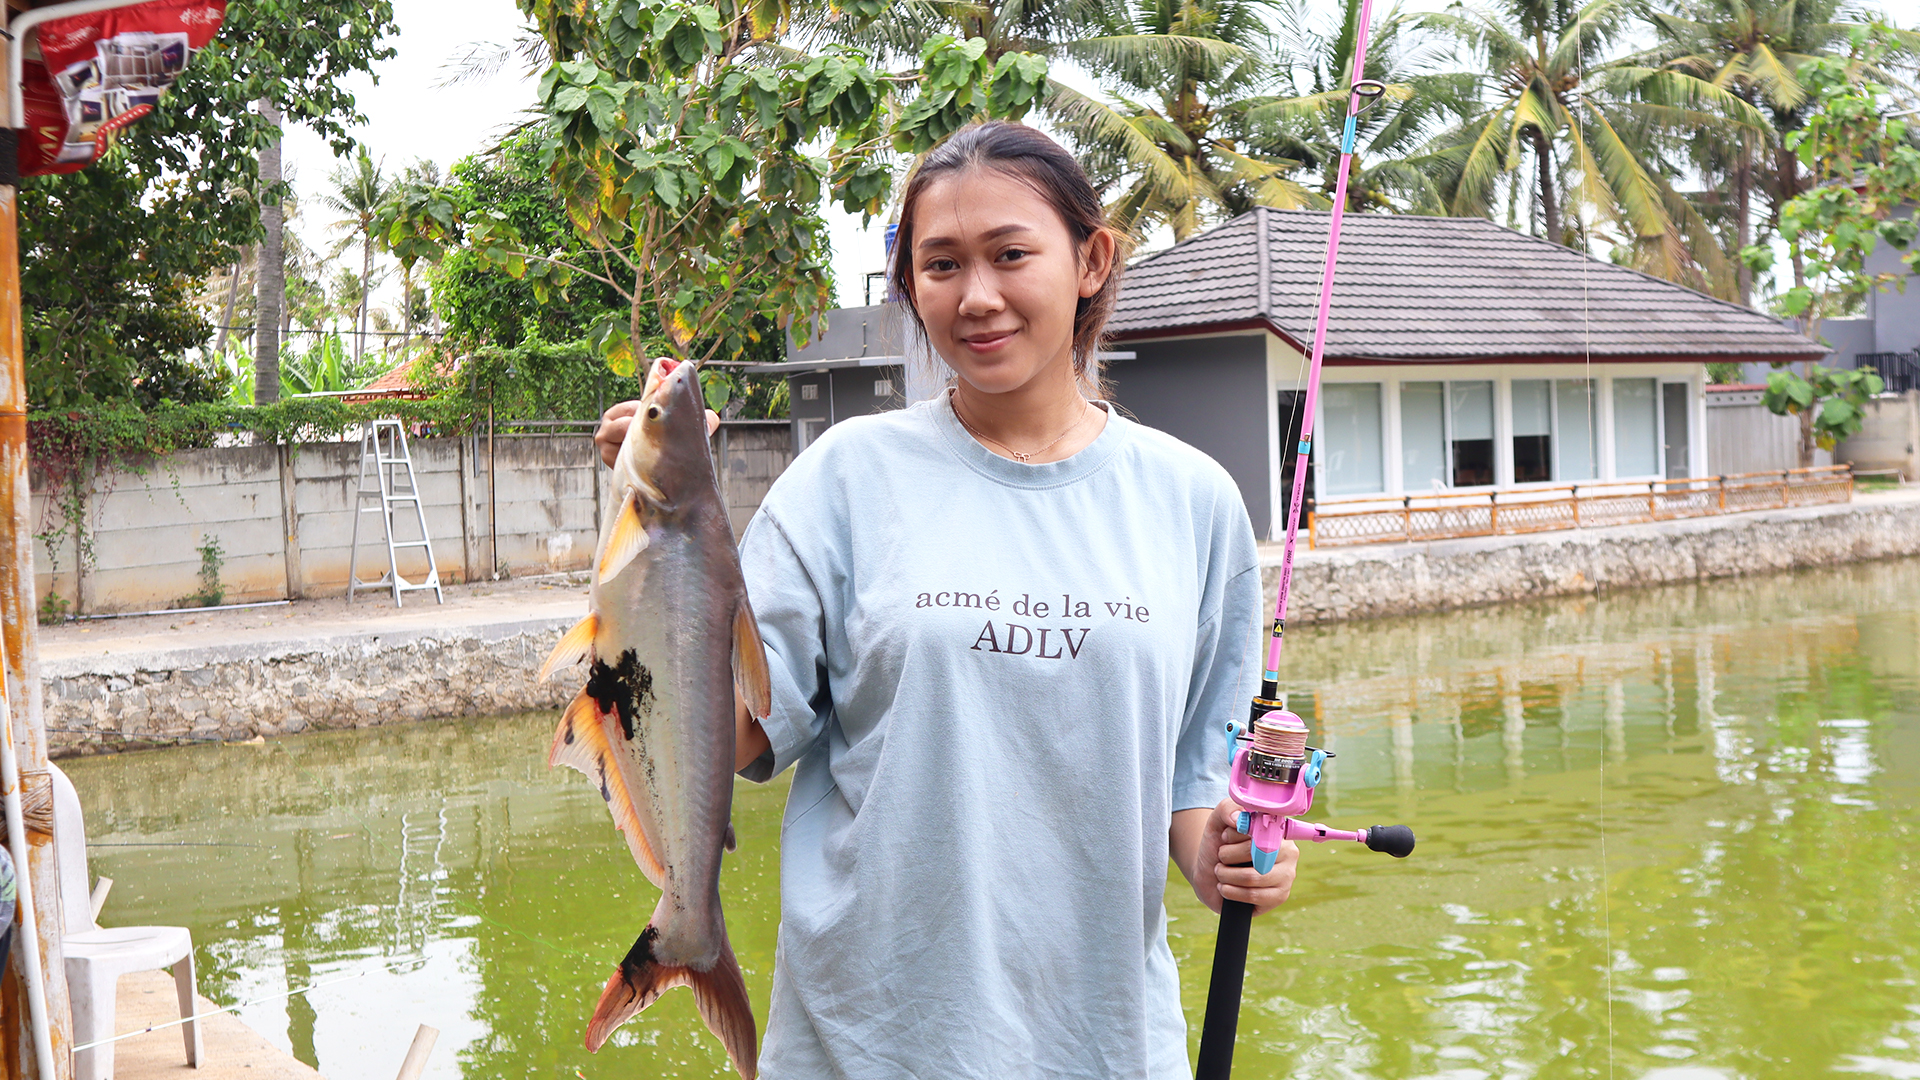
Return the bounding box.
[18,0,227,176]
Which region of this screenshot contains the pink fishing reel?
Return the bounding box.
[1223,710,1415,872]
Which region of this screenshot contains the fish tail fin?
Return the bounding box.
[538,613,598,681]
[586,926,758,1078]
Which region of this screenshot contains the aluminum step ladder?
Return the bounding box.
[347,419,444,607]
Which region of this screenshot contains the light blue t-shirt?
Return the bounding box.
[738,392,1261,1079]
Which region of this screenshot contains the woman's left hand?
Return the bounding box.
[1188,798,1298,916]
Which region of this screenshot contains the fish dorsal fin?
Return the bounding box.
[732,597,772,720]
[549,691,668,887]
[598,489,650,585]
[538,614,598,682]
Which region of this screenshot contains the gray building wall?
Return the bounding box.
[783,364,905,453]
[1104,333,1273,537]
[789,304,906,362]
[1868,204,1920,354]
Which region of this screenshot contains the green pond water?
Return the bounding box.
[66,558,1920,1080]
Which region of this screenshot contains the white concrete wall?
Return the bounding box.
[1838,390,1920,480]
[1706,387,1833,474]
[28,428,787,615]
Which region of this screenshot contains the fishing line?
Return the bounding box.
[445,896,601,963]
[1572,15,1616,1078]
[70,959,430,1052]
[86,841,263,848]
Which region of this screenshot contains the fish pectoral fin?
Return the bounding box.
[597,490,649,584]
[538,614,598,682]
[587,928,759,1080]
[731,596,773,720]
[547,692,668,887]
[723,822,737,853]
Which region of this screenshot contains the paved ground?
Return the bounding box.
[37,573,591,675]
[111,969,326,1080]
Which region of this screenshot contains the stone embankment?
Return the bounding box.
[1276,487,1920,623]
[38,580,582,754]
[35,489,1920,754]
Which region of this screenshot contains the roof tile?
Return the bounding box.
[1109,210,1821,360]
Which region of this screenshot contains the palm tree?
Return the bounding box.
[1424,0,1768,295]
[1066,0,1320,242]
[1636,0,1917,304]
[320,148,396,366]
[1240,0,1480,214]
[804,0,1252,230]
[254,98,285,404]
[373,161,451,365]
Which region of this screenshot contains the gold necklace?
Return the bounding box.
[950,390,1096,463]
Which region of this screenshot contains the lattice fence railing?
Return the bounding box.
[1307,466,1854,548]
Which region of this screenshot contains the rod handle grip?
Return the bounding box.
[1195,897,1255,1079]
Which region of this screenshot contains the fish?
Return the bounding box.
[538,355,772,1078]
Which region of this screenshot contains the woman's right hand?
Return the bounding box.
[595,397,724,468]
[595,399,643,468]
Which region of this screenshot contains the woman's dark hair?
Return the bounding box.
[889,122,1129,388]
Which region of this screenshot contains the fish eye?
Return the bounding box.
[645,404,662,421]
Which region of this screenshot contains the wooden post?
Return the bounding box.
[486,407,498,579]
[278,443,303,599]
[456,434,476,585]
[0,128,74,1080]
[393,1024,439,1080]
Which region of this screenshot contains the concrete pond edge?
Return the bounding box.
[1275,489,1920,624]
[39,490,1920,755]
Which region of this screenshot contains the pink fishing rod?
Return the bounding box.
[1194,7,1414,1076]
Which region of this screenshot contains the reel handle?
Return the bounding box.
[1364,824,1416,858]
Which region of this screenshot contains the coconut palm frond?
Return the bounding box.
[1601,66,1773,131]
[1446,106,1517,217]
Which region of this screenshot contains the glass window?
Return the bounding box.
[1555,379,1597,481]
[1511,379,1551,483]
[1449,380,1494,486]
[1662,382,1690,478]
[1400,381,1447,493]
[1613,378,1659,477]
[1322,383,1384,495]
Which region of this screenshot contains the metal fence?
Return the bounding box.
[1861,351,1920,394]
[1307,466,1855,548]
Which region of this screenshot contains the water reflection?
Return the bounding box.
[69,558,1920,1079]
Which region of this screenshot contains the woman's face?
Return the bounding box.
[906,167,1112,396]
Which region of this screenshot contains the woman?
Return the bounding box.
[596,122,1298,1078]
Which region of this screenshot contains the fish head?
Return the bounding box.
[616,356,712,500]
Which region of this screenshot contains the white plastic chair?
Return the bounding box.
[50,764,201,1080]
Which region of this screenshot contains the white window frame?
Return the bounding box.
[1312,381,1389,498]
[1394,377,1502,494]
[1245,335,1708,510]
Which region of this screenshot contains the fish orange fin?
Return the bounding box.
[586,927,758,1079]
[731,597,772,720]
[597,490,649,584]
[537,614,598,682]
[548,692,667,887]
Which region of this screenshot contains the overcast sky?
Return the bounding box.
[280,0,1458,315]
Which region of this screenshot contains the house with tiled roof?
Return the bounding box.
[755,209,1825,537]
[1104,209,1824,537]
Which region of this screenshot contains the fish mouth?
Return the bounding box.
[643,357,689,403]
